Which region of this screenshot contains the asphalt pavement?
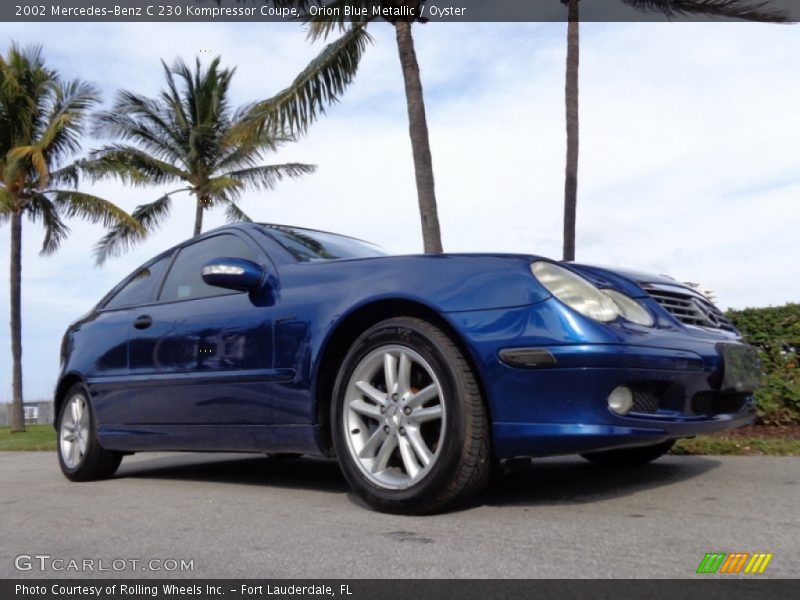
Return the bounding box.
[1,451,798,578]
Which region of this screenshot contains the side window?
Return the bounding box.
[159,234,258,302]
[103,254,172,310]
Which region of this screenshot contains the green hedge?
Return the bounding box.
[725,303,800,424]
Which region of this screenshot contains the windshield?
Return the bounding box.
[259,224,388,262]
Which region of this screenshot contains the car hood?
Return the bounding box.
[572,264,684,286]
[567,262,695,298]
[329,253,695,300]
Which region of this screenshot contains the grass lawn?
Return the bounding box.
[1,424,798,455]
[0,424,56,451]
[672,435,800,456]
[672,424,800,456]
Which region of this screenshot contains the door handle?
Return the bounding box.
[133,315,153,330]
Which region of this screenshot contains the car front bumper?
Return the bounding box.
[488,343,756,458]
[448,302,759,459]
[493,410,755,458]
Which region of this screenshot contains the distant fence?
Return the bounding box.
[0,402,54,426]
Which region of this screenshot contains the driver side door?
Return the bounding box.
[126,232,275,426]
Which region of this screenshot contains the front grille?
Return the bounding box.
[632,388,660,414]
[642,285,737,333]
[628,383,684,415]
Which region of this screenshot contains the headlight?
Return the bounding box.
[531,261,619,322]
[601,289,654,327]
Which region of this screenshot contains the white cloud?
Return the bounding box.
[0,21,798,399]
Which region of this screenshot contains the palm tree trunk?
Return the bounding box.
[393,20,443,254]
[563,0,580,262]
[193,197,204,236]
[9,209,25,433]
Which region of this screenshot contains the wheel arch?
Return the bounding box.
[53,373,85,429]
[313,298,492,456]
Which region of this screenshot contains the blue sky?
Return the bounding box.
[1,21,799,400]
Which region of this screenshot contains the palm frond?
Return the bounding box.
[84,144,188,187]
[0,44,55,156]
[159,59,192,136]
[49,162,79,188]
[248,25,372,138]
[51,190,146,234]
[213,122,298,172]
[200,175,243,202]
[223,199,253,224]
[226,163,316,193]
[7,145,48,185]
[3,77,99,188]
[221,110,288,161]
[212,140,267,173]
[621,0,789,22]
[38,79,100,166]
[93,192,175,265]
[26,193,69,254]
[93,107,186,164]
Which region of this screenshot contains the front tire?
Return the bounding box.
[57,384,122,481]
[580,440,675,467]
[331,317,491,514]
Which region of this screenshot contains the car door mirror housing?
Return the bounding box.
[201,257,264,292]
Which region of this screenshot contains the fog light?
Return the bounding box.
[608,385,634,415]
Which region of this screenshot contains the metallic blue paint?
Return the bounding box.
[56,223,756,459]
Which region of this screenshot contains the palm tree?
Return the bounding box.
[87,57,326,263]
[560,0,788,261]
[253,1,444,253]
[0,44,144,432]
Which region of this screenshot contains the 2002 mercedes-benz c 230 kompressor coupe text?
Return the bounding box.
[55,224,760,513]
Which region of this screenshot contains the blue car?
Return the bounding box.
[55,223,759,513]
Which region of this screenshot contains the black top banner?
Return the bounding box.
[3,0,799,23]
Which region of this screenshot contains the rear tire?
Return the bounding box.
[331,317,491,514]
[580,440,675,467]
[57,384,122,481]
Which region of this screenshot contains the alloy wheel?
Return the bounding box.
[60,394,90,469]
[342,345,446,490]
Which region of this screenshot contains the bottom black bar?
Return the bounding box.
[2,579,798,600]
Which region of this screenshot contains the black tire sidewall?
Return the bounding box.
[331,319,470,509]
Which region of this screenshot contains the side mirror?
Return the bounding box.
[201,257,264,292]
